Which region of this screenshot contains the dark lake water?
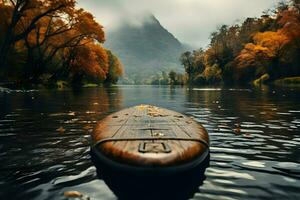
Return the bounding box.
[0,85,299,200]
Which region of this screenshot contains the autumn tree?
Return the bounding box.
[235,7,300,82]
[0,0,123,86]
[68,42,108,86]
[235,43,271,82]
[0,0,76,71]
[21,8,106,83]
[181,1,300,86]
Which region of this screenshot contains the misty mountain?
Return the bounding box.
[104,14,186,84]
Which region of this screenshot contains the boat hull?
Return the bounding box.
[90,105,210,199]
[91,148,209,200]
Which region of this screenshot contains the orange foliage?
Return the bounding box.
[74,10,105,43]
[6,0,76,39]
[236,43,270,69]
[23,5,105,49]
[0,3,13,32]
[277,8,300,39]
[70,42,108,79]
[253,30,290,54]
[253,31,289,56]
[236,29,290,68]
[181,2,300,85]
[0,0,123,84]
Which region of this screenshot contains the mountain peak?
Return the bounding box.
[105,14,185,84]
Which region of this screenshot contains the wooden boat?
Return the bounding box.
[91,104,209,199]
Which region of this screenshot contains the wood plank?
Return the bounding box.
[92,105,209,166]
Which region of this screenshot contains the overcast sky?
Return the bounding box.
[78,0,287,47]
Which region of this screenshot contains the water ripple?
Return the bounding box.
[0,86,299,199]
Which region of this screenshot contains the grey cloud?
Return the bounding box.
[78,0,287,47]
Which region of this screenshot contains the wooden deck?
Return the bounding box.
[92,105,209,166]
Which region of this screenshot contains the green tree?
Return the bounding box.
[105,50,123,84]
[169,70,177,85]
[180,51,193,84]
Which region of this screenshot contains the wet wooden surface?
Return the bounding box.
[92,105,209,166]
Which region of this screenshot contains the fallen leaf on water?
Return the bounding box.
[234,128,241,134]
[68,112,75,116]
[83,125,93,130]
[234,123,241,134]
[63,191,83,198]
[244,133,252,138]
[86,111,96,114]
[56,126,66,133]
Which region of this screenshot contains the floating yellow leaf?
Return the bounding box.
[63,191,83,198]
[56,126,66,133]
[83,125,93,130]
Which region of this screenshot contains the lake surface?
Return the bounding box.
[0,85,299,200]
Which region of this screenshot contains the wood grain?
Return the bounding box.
[92,105,209,166]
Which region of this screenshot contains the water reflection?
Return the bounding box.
[93,156,209,200]
[0,87,122,200]
[0,85,299,200]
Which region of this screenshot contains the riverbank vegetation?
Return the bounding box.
[149,71,185,86]
[0,0,123,88]
[180,0,300,86]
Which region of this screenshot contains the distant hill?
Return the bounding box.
[104,14,186,84]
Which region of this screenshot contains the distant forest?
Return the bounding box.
[1,1,299,88]
[0,0,123,88]
[174,0,300,86]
